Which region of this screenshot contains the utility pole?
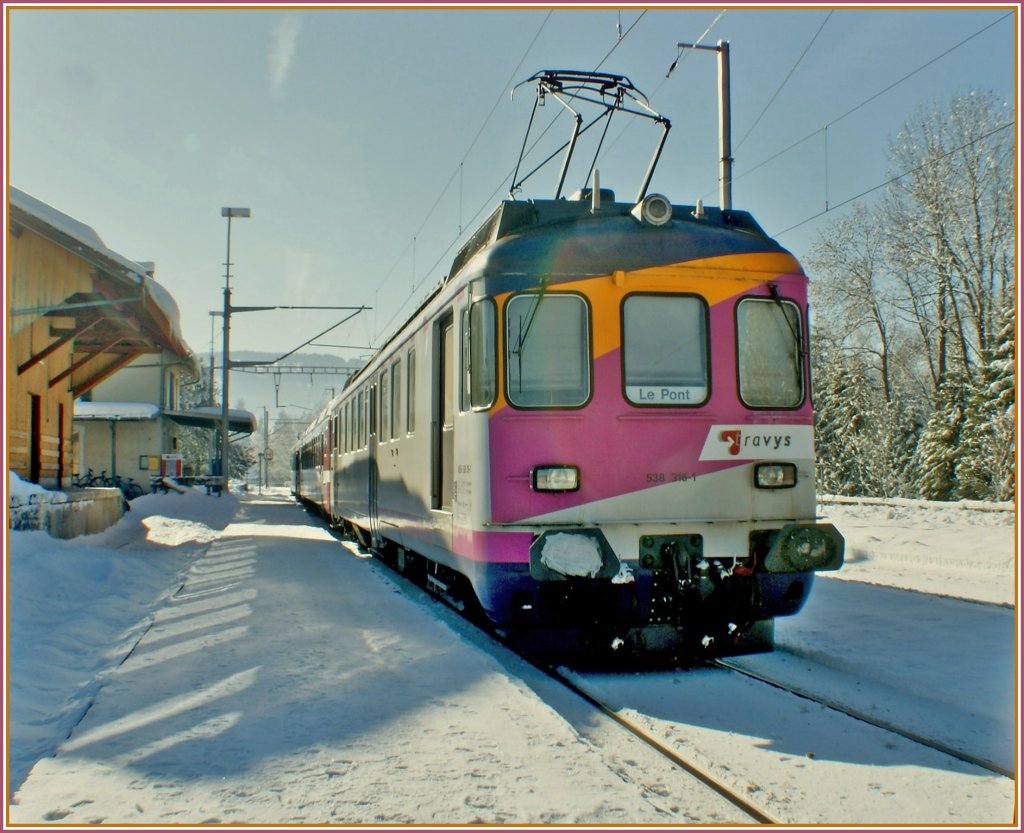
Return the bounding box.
[263,405,270,491]
[220,206,251,494]
[676,39,732,209]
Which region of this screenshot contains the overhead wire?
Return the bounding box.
[374,9,651,345]
[376,8,1012,347]
[721,10,1014,197]
[732,10,832,154]
[771,119,1014,238]
[594,9,727,169]
[370,10,553,341]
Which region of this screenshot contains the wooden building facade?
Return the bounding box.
[7,188,197,489]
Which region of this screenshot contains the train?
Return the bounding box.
[293,70,844,658]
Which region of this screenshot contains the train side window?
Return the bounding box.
[468,299,497,410]
[357,390,365,448]
[506,292,590,408]
[736,296,804,408]
[380,370,390,441]
[461,308,471,413]
[390,361,401,439]
[622,294,708,406]
[406,348,416,434]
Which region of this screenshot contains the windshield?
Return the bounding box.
[736,297,804,408]
[506,293,590,408]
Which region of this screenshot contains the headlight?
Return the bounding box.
[755,463,797,489]
[630,193,673,226]
[532,465,580,492]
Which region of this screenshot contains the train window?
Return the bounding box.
[380,371,390,442]
[390,361,401,439]
[737,297,804,408]
[622,294,708,406]
[406,348,416,434]
[369,385,377,440]
[357,390,365,448]
[461,309,470,413]
[470,299,497,409]
[506,292,590,408]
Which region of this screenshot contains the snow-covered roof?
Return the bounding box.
[70,401,256,435]
[9,186,193,366]
[164,406,258,435]
[73,401,161,421]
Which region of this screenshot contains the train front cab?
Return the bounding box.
[455,254,844,657]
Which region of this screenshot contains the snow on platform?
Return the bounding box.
[6,490,741,825]
[5,489,1018,825]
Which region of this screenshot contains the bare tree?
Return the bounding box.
[881,91,1015,392]
[808,203,898,403]
[808,91,1015,500]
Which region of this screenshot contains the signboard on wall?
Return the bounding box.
[161,454,183,477]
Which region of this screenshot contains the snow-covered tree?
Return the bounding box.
[813,337,918,497]
[913,372,969,501]
[882,91,1014,393]
[809,90,1014,502]
[955,300,1016,500]
[176,359,216,477]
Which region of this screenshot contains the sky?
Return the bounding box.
[5,3,1019,367]
[6,479,1017,824]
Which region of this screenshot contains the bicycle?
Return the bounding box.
[71,469,95,488]
[109,474,144,501]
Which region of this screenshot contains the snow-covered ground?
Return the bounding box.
[817,495,1015,606]
[3,477,1018,825]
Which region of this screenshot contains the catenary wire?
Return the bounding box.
[370,11,553,327]
[732,10,833,154]
[374,10,650,345]
[715,10,1014,198]
[771,119,1014,238]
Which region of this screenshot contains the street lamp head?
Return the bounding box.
[221,207,251,218]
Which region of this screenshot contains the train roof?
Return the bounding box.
[446,190,792,286]
[323,188,797,408]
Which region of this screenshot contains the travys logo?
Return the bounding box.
[699,425,813,461]
[720,429,742,455]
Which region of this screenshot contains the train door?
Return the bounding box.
[433,312,455,511]
[367,381,380,545]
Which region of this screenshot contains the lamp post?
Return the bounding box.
[220,206,250,493]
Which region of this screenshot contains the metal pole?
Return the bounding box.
[676,40,733,209]
[220,218,232,494]
[219,207,250,494]
[717,39,733,210]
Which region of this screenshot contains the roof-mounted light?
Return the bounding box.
[631,193,673,226]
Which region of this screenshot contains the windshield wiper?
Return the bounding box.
[767,285,803,352]
[510,281,549,393]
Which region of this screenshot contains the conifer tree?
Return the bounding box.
[914,373,969,501]
[955,301,1016,500]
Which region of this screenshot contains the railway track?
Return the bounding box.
[552,657,1015,825]
[345,535,776,822]
[714,657,1014,779]
[531,659,780,824]
[338,528,1013,825]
